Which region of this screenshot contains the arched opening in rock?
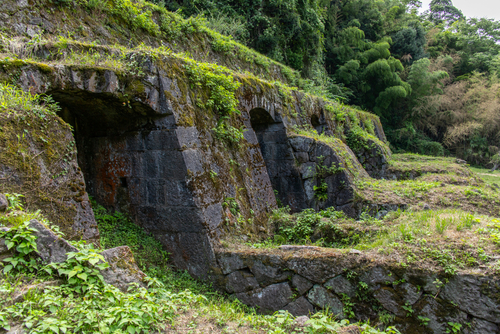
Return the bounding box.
[311,112,328,135]
[249,108,307,211]
[311,114,320,129]
[48,88,217,278]
[50,88,199,227]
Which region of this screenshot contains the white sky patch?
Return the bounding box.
[420,0,500,20]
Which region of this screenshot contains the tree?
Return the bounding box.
[429,0,463,25]
[391,23,427,62]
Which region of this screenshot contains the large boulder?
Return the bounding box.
[0,227,11,261]
[25,220,145,291]
[100,246,146,292]
[28,219,78,263]
[0,194,8,212]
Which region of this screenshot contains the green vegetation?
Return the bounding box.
[0,196,396,333]
[469,166,500,187]
[90,199,168,271]
[185,60,243,144]
[241,154,500,277]
[161,0,500,167]
[256,206,500,276]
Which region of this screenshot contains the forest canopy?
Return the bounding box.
[154,0,500,167]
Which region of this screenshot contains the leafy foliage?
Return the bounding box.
[44,245,109,293]
[91,199,168,271]
[428,0,463,25]
[185,60,244,144]
[0,221,39,274]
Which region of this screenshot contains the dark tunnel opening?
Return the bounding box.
[249,108,307,212]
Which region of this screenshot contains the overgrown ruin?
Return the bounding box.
[1,0,500,333]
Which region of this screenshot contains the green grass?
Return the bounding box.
[248,206,500,276]
[470,166,500,187]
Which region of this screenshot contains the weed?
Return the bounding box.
[379,311,395,325]
[446,322,462,334]
[340,294,356,319]
[222,197,239,216]
[0,221,39,274]
[436,217,452,234]
[402,303,414,317]
[418,315,430,326]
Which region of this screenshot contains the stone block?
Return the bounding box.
[324,275,356,298]
[287,257,343,284]
[243,129,259,145]
[143,151,159,178]
[275,144,295,160]
[289,137,314,152]
[415,296,468,334]
[441,275,500,323]
[130,152,143,178]
[225,270,259,293]
[159,150,186,179]
[304,179,315,201]
[249,260,292,286]
[161,232,216,279]
[164,180,196,207]
[307,285,344,318]
[283,296,315,316]
[158,130,180,150]
[373,288,405,317]
[463,318,499,334]
[146,179,157,205]
[176,127,201,149]
[299,163,316,179]
[235,282,294,313]
[182,149,204,175]
[292,274,314,295]
[294,152,309,164]
[218,253,246,275]
[395,282,422,305]
[359,267,395,291]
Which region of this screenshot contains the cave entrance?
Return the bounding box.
[311,112,328,135]
[51,89,192,223]
[51,88,216,278]
[249,108,307,211]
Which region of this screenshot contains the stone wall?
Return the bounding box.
[3,52,391,277]
[214,248,500,334]
[288,136,368,217]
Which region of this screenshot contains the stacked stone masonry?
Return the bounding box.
[215,249,500,334]
[8,58,389,279]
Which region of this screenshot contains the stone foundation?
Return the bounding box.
[214,248,500,334]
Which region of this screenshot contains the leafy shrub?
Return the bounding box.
[184,60,243,144]
[0,221,39,274]
[44,245,109,293]
[278,209,320,242]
